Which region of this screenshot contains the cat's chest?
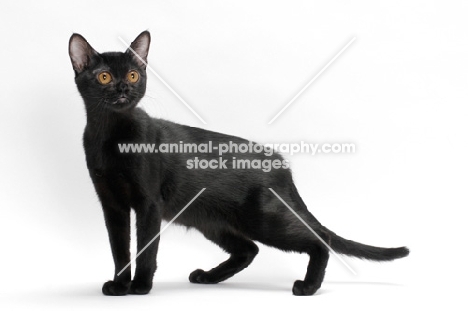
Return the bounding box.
[83,130,144,180]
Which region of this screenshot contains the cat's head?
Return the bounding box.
[69,31,150,112]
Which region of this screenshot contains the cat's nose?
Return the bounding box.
[117,82,129,94]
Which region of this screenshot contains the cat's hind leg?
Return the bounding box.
[189,231,258,284]
[292,244,329,296]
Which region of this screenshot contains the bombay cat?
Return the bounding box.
[69,31,409,296]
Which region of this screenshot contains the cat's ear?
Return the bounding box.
[127,31,151,68]
[69,33,98,74]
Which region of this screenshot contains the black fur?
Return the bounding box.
[69,31,409,296]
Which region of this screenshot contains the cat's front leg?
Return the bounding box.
[100,205,132,295]
[130,202,161,295]
[94,180,132,296]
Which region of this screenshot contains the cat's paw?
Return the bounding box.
[189,269,218,284]
[129,280,152,295]
[102,280,130,296]
[292,280,320,296]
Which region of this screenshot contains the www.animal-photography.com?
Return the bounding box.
[1,1,466,310]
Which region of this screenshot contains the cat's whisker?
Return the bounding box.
[139,95,168,119]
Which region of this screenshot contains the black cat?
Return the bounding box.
[69,31,409,296]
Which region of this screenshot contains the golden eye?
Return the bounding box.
[97,72,112,85]
[127,70,139,83]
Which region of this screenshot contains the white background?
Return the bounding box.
[0,0,466,310]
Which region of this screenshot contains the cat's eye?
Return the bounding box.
[97,72,112,85]
[127,70,139,83]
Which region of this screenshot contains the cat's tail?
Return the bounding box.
[321,226,409,261]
